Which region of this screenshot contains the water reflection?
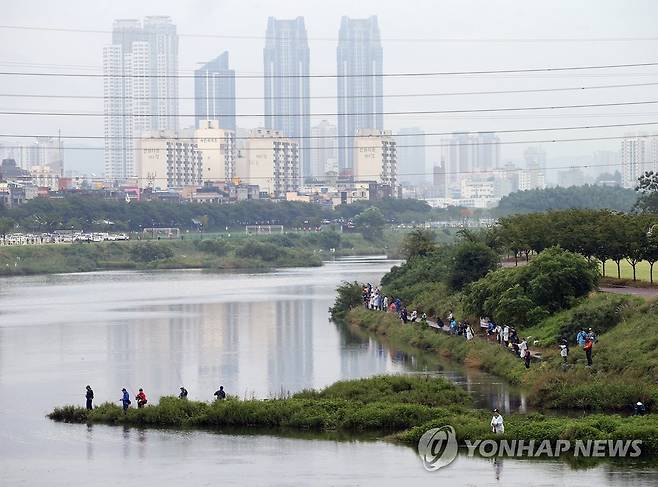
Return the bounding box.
[1,262,656,485]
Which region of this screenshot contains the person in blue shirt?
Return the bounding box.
[120,388,131,412]
[576,328,587,347]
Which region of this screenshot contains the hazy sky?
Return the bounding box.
[1,0,657,176]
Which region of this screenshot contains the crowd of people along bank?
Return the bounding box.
[361,283,600,369]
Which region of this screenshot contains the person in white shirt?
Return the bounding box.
[491,409,504,434]
[502,325,510,346]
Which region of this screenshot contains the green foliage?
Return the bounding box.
[129,242,175,262]
[347,308,528,385]
[448,241,499,290]
[294,374,470,407]
[329,281,363,322]
[463,247,599,327]
[235,241,281,261]
[398,228,437,260]
[496,185,637,216]
[196,239,230,256]
[48,375,469,434]
[353,207,386,241]
[0,216,15,238]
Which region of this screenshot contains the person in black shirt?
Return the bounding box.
[179,387,188,399]
[214,386,226,400]
[85,385,94,410]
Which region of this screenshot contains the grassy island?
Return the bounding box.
[48,375,658,456]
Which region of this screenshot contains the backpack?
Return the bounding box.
[583,339,593,351]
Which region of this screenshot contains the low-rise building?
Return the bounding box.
[235,128,300,198]
[353,129,397,194]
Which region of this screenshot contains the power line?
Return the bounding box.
[1,24,656,44]
[3,82,658,101]
[2,62,658,79]
[2,133,656,152]
[2,121,658,142]
[7,160,639,183]
[3,100,658,117]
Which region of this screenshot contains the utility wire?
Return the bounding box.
[2,82,658,100]
[2,121,658,142]
[10,160,640,182]
[1,62,658,79]
[0,24,656,43]
[2,100,658,117]
[3,133,657,151]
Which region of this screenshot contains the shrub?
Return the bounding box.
[129,242,175,262]
[197,239,230,256]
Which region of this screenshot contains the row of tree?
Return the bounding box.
[492,209,658,282]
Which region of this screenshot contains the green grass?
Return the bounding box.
[48,375,658,456]
[49,375,471,433]
[347,304,658,412]
[0,237,324,276]
[601,259,656,282]
[347,308,529,385]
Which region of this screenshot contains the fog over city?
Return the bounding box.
[2,0,657,183]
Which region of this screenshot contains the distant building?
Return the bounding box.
[557,167,586,187]
[310,120,337,179]
[518,163,546,191]
[493,162,520,196]
[337,16,383,175]
[474,132,500,171]
[397,128,426,184]
[621,135,658,188]
[194,52,236,131]
[136,131,201,190]
[264,17,310,178]
[461,179,495,199]
[353,129,397,193]
[433,163,447,198]
[523,146,547,169]
[0,159,30,179]
[235,128,300,198]
[30,165,60,191]
[103,17,179,181]
[195,120,236,182]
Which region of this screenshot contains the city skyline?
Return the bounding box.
[1,0,657,182]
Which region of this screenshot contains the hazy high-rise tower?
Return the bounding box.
[397,128,426,184]
[194,52,236,131]
[337,16,383,175]
[263,17,310,179]
[103,16,179,181]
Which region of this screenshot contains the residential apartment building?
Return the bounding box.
[235,128,300,198]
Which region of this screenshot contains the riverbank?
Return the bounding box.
[48,375,658,456]
[347,305,658,411]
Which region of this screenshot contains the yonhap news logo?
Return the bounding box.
[417,425,459,471]
[417,424,643,472]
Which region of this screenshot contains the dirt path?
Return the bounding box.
[599,286,658,297]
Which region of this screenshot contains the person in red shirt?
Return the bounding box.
[136,388,148,408]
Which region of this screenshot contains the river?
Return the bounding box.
[1,257,656,486]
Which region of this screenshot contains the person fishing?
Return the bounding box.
[136,388,148,408]
[214,386,226,400]
[85,385,94,410]
[120,388,131,412]
[179,387,188,399]
[490,409,505,434]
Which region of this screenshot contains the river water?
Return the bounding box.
[1,257,656,486]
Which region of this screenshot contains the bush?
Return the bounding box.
[197,239,230,256]
[129,242,175,262]
[448,241,499,290]
[329,281,363,322]
[463,247,599,327]
[235,241,281,261]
